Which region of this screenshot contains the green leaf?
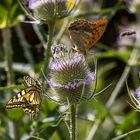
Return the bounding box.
[0,136,12,140]
[6,109,24,121]
[0,5,7,28]
[0,1,22,28]
[115,111,137,132]
[93,100,107,119]
[10,3,21,26]
[38,125,57,139]
[0,84,23,91]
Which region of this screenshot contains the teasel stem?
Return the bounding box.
[2,0,15,85]
[2,27,17,140]
[2,2,16,139]
[70,104,77,140]
[2,28,14,85]
[39,21,54,78]
[33,21,54,78]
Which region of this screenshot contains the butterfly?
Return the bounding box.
[18,0,75,24]
[6,76,42,117]
[69,19,108,54]
[51,44,70,59]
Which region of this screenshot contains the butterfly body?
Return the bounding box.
[69,19,108,54]
[6,76,42,116]
[120,31,136,38]
[51,44,71,59]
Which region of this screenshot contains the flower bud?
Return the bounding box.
[48,44,96,105]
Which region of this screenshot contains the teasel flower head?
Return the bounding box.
[19,0,75,23]
[47,44,96,105]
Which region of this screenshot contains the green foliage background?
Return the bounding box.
[0,0,140,140]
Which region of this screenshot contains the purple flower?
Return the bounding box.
[28,0,44,9]
[50,53,85,70]
[48,44,96,104]
[136,87,140,98]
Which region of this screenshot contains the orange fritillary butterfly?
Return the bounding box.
[69,19,108,54]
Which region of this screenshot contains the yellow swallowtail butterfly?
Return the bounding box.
[6,76,42,117]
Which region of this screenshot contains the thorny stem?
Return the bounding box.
[33,21,54,78]
[33,21,54,79]
[86,46,140,140]
[70,105,77,140]
[42,21,54,78]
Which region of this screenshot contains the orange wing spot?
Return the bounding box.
[69,19,108,51]
[87,19,107,48]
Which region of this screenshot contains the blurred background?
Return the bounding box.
[1,0,140,140]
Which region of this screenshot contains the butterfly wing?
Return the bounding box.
[51,44,70,59]
[6,88,31,109]
[88,19,108,48]
[69,19,108,52]
[6,86,42,115]
[23,76,42,108]
[23,75,41,89]
[22,87,42,114]
[69,29,90,53]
